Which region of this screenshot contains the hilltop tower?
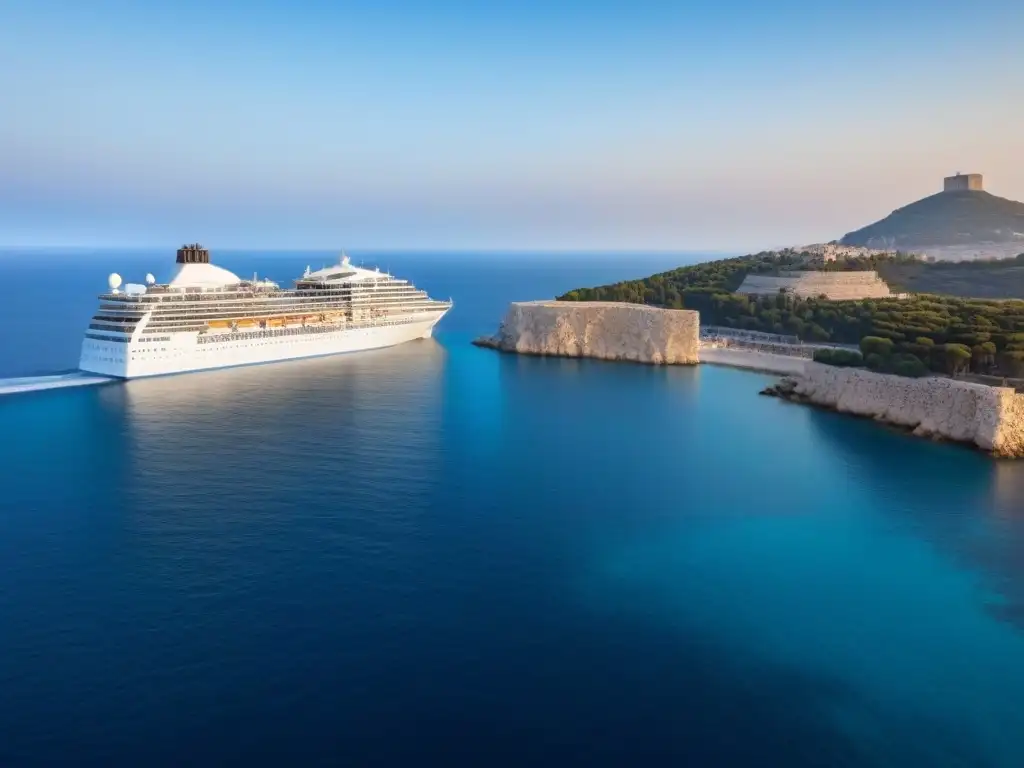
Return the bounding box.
[943,172,984,192]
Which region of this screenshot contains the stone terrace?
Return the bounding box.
[735,271,892,300]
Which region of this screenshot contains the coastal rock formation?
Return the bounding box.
[767,363,1024,457]
[475,301,699,365]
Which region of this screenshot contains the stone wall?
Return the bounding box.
[773,363,1024,457]
[736,270,892,300]
[478,301,699,365]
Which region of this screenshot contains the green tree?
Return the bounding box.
[940,343,973,376]
[972,341,997,372]
[860,336,894,358]
[890,353,929,378]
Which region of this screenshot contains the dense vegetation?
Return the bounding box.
[876,254,1024,299]
[557,249,916,308]
[840,189,1024,248]
[559,251,1024,376]
[813,336,977,378]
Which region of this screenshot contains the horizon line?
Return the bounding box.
[0,244,749,255]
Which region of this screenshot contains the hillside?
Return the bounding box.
[558,250,1024,308]
[841,190,1024,252]
[557,249,911,310]
[877,255,1024,299]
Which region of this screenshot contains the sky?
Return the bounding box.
[1,0,1022,251]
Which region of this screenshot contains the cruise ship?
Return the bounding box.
[79,244,452,379]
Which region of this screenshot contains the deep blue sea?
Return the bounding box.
[3,249,1024,767]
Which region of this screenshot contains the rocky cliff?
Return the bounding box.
[768,363,1024,457]
[476,301,699,365]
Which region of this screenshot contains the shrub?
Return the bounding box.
[813,348,864,367]
[889,353,929,378]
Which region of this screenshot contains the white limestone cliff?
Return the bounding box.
[772,363,1024,457]
[476,301,699,365]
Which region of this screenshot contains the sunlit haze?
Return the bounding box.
[2,0,1022,250]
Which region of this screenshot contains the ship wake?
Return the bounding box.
[0,372,115,396]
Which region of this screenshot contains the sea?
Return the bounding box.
[3,248,1024,767]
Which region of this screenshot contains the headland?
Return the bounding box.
[475,171,1024,456]
[473,300,699,365]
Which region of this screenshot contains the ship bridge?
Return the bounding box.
[299,255,395,286]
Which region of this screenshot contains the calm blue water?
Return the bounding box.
[3,249,1024,766]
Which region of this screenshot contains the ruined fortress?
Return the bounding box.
[735,271,892,300]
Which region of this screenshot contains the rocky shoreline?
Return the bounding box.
[761,366,1024,458]
[471,336,501,351]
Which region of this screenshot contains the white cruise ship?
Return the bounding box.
[79,244,452,379]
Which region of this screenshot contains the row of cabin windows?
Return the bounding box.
[85,333,128,343]
[93,315,143,324]
[100,287,429,310]
[105,283,420,305]
[141,301,440,323]
[116,289,433,309]
[143,307,440,329]
[137,292,434,312]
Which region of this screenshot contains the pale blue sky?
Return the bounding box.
[1,0,1021,250]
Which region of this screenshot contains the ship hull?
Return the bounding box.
[79,312,445,379]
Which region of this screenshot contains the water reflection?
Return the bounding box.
[108,340,447,567]
[117,339,446,416]
[991,460,1024,517]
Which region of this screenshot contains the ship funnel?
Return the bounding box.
[176,243,210,264]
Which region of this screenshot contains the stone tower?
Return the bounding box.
[943,172,984,192]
